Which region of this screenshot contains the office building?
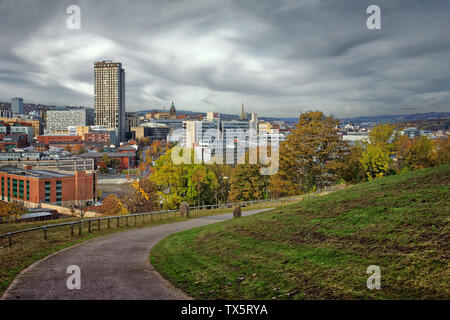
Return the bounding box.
[11,97,23,115]
[131,123,171,141]
[46,107,94,133]
[0,167,96,206]
[183,121,219,148]
[94,61,126,142]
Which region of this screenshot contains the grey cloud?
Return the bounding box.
[0,0,449,117]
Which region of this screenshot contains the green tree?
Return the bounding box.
[150,148,189,209]
[187,165,218,206]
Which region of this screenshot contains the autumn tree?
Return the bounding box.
[395,134,413,170]
[127,178,159,213]
[149,140,164,160]
[209,163,233,203]
[278,111,347,193]
[228,164,267,202]
[403,136,438,170]
[0,201,27,223]
[360,144,390,180]
[97,194,128,216]
[150,148,188,209]
[338,141,366,184]
[434,136,450,165]
[268,174,296,199]
[360,124,399,179]
[138,137,151,148]
[368,123,397,152]
[187,165,218,206]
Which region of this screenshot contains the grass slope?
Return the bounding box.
[151,165,450,299]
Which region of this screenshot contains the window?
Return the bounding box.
[12,179,17,197]
[19,180,24,199]
[56,180,62,205]
[44,181,51,203]
[26,181,30,200]
[1,177,4,200]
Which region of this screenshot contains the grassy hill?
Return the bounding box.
[151,165,450,299]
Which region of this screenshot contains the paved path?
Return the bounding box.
[2,209,272,300]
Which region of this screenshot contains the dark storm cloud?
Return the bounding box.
[0,0,449,117]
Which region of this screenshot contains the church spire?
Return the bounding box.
[169,101,176,117]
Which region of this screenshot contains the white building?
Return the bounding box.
[46,107,94,133]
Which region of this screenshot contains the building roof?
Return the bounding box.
[19,212,52,219]
[78,152,135,158]
[0,167,71,178]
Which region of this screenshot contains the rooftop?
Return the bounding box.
[0,167,71,178]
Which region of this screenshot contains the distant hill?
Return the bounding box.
[340,112,450,125]
[134,110,449,126]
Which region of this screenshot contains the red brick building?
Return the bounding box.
[0,167,96,206]
[37,135,81,144]
[82,132,111,143]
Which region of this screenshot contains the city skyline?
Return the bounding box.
[0,1,449,118]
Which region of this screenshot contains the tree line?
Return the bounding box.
[75,110,450,215]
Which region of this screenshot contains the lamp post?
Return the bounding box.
[223,176,228,203]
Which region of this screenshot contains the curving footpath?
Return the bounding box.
[2,208,272,300]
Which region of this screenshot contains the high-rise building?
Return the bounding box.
[11,98,23,115]
[94,61,125,142]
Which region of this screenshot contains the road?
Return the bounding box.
[2,208,272,300]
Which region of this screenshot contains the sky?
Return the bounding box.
[0,0,449,118]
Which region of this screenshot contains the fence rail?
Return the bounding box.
[0,196,301,246]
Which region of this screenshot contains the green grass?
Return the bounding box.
[151,165,450,300]
[0,201,292,297]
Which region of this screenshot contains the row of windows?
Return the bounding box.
[1,178,30,201]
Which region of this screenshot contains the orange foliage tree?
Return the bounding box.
[0,201,27,223]
[96,195,128,216]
